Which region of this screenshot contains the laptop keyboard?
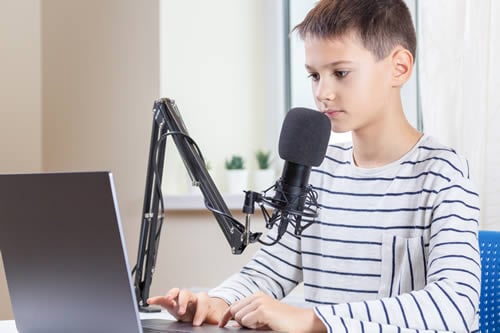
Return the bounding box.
[141,319,264,332]
[142,319,194,332]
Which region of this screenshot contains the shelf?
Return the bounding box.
[164,192,245,211]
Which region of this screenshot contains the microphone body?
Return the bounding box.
[265,107,331,236]
[275,161,311,216]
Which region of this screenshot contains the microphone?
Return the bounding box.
[242,107,331,244]
[271,107,331,235]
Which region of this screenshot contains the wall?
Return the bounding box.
[41,0,274,300]
[0,0,279,320]
[0,0,160,320]
[0,0,42,173]
[154,0,284,292]
[40,0,159,311]
[159,0,285,194]
[0,0,42,320]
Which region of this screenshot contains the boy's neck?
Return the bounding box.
[351,103,422,169]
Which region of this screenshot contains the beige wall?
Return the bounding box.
[40,0,159,292]
[0,0,42,320]
[153,0,280,294]
[0,0,276,320]
[159,0,285,194]
[0,0,41,173]
[154,211,266,291]
[0,0,160,320]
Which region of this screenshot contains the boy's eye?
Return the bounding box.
[335,71,349,78]
[307,73,320,82]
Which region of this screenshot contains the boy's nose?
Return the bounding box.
[315,80,336,102]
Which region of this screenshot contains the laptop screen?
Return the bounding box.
[0,172,142,333]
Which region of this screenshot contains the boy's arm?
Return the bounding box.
[208,225,304,304]
[314,177,481,333]
[218,292,327,332]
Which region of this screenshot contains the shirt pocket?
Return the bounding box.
[377,234,427,298]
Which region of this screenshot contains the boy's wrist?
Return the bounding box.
[295,308,327,333]
[209,297,230,322]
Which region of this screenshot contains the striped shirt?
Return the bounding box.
[209,135,480,332]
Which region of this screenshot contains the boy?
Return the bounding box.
[148,0,481,332]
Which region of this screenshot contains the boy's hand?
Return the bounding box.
[218,292,326,333]
[147,288,229,326]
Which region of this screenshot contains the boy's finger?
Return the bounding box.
[218,307,233,328]
[192,293,209,326]
[166,288,180,299]
[177,290,195,315]
[148,287,180,306]
[147,296,172,308]
[146,296,159,305]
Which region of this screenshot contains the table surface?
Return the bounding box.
[0,295,307,332]
[0,311,174,333]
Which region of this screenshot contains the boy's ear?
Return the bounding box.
[391,46,413,87]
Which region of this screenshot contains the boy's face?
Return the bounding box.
[304,33,395,134]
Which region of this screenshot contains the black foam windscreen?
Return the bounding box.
[278,108,331,167]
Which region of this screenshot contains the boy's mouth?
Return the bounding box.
[322,109,344,118]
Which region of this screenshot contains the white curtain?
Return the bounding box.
[418,0,500,230]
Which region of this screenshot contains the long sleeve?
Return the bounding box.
[208,225,304,304]
[209,136,481,332]
[314,166,481,332]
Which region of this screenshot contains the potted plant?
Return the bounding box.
[224,155,248,193]
[253,150,275,191]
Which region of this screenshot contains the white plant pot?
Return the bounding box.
[252,169,276,191]
[225,169,248,194]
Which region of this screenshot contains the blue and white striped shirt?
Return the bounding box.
[209,135,480,332]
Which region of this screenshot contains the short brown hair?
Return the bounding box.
[293,0,416,61]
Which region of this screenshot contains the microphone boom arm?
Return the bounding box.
[132,102,327,312]
[133,98,261,311]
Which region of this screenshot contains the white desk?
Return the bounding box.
[0,311,174,333]
[0,295,307,332]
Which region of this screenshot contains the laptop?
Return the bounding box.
[0,172,263,333]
